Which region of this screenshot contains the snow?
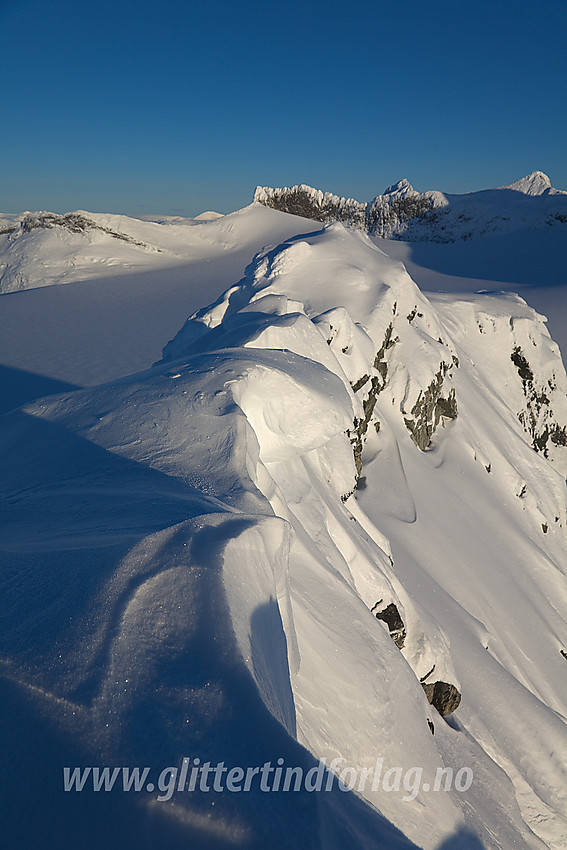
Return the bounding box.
[383,179,417,197]
[256,171,567,242]
[193,211,225,220]
[1,198,567,849]
[375,224,567,359]
[0,205,323,389]
[500,171,557,196]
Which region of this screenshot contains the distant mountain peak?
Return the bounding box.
[383,178,416,197]
[502,171,552,196]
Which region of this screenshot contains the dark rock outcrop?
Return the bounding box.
[2,212,158,250]
[347,324,397,477]
[511,346,567,457]
[372,601,406,649]
[254,182,438,239]
[254,185,366,229]
[404,365,457,450]
[421,681,462,717]
[371,600,461,715]
[255,173,567,242]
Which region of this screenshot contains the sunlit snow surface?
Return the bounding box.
[1,204,566,849]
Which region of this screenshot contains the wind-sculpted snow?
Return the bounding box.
[159,223,567,844]
[1,350,456,848]
[161,224,461,460]
[1,218,567,848]
[255,171,567,242]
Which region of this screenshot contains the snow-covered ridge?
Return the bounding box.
[0,211,160,249]
[0,207,230,292]
[155,223,567,845]
[2,212,567,848]
[160,223,462,466]
[255,171,567,242]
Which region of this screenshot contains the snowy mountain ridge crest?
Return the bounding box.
[2,204,567,848]
[155,222,567,845]
[254,171,567,241]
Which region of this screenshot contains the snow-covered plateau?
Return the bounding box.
[1,180,567,850]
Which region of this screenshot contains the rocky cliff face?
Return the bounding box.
[254,184,367,229]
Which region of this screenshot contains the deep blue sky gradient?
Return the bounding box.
[1,0,566,215]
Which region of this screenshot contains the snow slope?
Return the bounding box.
[0,208,231,293]
[1,213,567,849]
[0,205,323,391]
[372,226,567,362]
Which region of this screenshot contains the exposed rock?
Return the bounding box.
[371,605,461,716]
[347,324,397,477]
[370,600,461,715]
[407,306,423,323]
[419,665,436,683]
[255,182,439,239]
[373,323,396,380]
[341,486,357,503]
[254,185,366,229]
[511,346,567,458]
[511,346,534,384]
[5,212,159,251]
[351,374,370,393]
[372,601,406,649]
[404,365,457,450]
[365,192,436,238]
[421,681,462,716]
[349,374,383,476]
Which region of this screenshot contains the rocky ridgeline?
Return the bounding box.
[253,184,367,230]
[254,180,437,239]
[254,171,567,242]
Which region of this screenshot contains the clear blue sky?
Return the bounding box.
[1,0,565,216]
